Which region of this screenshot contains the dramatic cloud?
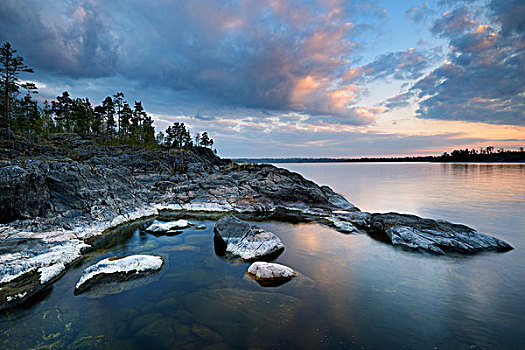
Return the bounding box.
[430,6,477,37]
[0,0,391,125]
[349,48,439,82]
[388,0,525,126]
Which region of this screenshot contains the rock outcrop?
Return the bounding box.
[368,213,513,254]
[0,134,513,310]
[214,215,285,260]
[246,261,297,286]
[74,255,164,295]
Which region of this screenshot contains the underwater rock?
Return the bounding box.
[146,219,192,233]
[192,323,224,343]
[246,261,297,286]
[369,213,513,254]
[74,255,164,294]
[213,215,284,260]
[185,288,301,346]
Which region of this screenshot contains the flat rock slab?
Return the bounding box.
[369,213,513,254]
[213,215,284,260]
[74,254,164,294]
[146,220,192,234]
[247,261,297,286]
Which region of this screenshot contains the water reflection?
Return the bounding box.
[1,163,524,349]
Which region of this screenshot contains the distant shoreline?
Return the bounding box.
[234,152,525,164]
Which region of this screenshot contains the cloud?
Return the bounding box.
[351,48,439,82]
[0,0,391,125]
[405,1,435,23]
[430,6,476,37]
[387,0,525,126]
[0,0,119,77]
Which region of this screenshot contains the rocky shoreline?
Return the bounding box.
[0,134,513,311]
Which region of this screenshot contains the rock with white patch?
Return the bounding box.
[214,215,284,260]
[247,261,297,286]
[74,254,164,294]
[145,219,192,233]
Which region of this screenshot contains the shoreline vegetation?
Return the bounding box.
[235,148,525,164]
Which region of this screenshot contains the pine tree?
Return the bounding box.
[52,91,74,132]
[101,96,116,135]
[12,93,40,133]
[200,132,213,148]
[0,42,37,138]
[132,101,146,143]
[113,92,124,137]
[121,103,132,139]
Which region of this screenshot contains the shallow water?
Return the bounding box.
[1,162,524,349]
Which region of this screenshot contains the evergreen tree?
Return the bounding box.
[132,101,146,143]
[121,103,132,138]
[0,42,37,137]
[101,96,116,135]
[142,114,155,146]
[165,122,191,148]
[72,98,93,134]
[113,92,124,137]
[52,91,74,132]
[200,131,213,148]
[92,104,104,135]
[12,93,40,133]
[41,100,54,134]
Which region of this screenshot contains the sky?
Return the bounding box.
[0,0,524,158]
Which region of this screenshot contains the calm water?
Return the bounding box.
[1,163,524,349]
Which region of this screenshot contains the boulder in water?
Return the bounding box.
[247,261,297,286]
[213,215,284,260]
[74,254,164,294]
[146,219,192,234]
[369,213,513,254]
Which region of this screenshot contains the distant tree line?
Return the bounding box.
[237,146,525,164]
[438,147,524,162]
[0,42,215,150]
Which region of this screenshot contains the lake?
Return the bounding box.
[1,162,524,349]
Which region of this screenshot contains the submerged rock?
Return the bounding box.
[213,215,284,260]
[369,213,513,254]
[246,261,297,286]
[146,219,192,233]
[74,254,164,294]
[185,288,301,345]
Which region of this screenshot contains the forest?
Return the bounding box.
[0,42,213,150]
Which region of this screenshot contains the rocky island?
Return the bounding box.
[0,134,513,311]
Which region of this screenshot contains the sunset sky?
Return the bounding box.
[1,0,523,157]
